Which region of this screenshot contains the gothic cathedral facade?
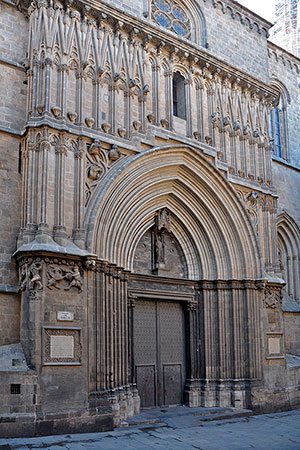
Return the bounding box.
[0,0,299,437]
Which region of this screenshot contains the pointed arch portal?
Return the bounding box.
[86,145,264,409]
[86,144,262,280]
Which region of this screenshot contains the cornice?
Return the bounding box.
[268,41,300,74]
[209,0,272,33]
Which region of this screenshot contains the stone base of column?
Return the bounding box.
[199,380,249,409]
[184,379,200,407]
[90,385,140,427]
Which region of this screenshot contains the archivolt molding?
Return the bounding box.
[85,145,262,280]
[277,211,300,302]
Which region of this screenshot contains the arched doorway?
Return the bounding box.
[85,144,263,415]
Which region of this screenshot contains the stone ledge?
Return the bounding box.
[286,354,300,368]
[14,239,93,258]
[0,285,19,294]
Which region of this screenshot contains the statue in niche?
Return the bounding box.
[155,231,165,267]
[153,208,172,272]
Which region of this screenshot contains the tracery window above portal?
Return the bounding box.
[151,0,191,39]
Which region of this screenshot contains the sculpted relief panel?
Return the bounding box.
[133,209,187,278]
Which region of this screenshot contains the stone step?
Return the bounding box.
[120,406,253,428]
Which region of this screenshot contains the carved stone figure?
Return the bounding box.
[47,264,82,292]
[28,262,43,290]
[19,264,27,291]
[156,208,171,233]
[64,265,82,292]
[47,265,65,289]
[155,232,165,266]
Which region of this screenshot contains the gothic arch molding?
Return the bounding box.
[85,145,262,280]
[277,211,300,302]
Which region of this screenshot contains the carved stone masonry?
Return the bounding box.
[155,208,171,233]
[47,264,82,292]
[152,208,172,271]
[184,301,198,311]
[236,189,260,234]
[264,286,282,310]
[19,261,43,291]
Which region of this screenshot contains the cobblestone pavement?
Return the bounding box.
[1,409,300,450]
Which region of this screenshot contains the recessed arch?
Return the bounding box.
[277,211,300,302]
[85,145,262,280]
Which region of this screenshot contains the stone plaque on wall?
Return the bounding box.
[43,327,81,365]
[266,333,284,359]
[57,311,74,321]
[50,335,74,359]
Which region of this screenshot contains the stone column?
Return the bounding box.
[37,127,51,240]
[94,79,102,129]
[207,87,216,145]
[90,262,133,423]
[196,84,204,141]
[53,132,68,244]
[124,90,132,138]
[109,84,117,134]
[185,78,193,138]
[128,295,136,386]
[164,69,173,130]
[58,63,69,118]
[152,63,160,124]
[184,300,199,407]
[44,57,52,115]
[73,138,86,248]
[26,69,34,119]
[138,95,146,132]
[32,58,40,114]
[76,66,86,125]
[24,132,37,241]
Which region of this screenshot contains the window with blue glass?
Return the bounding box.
[270,107,282,158]
[151,0,191,38]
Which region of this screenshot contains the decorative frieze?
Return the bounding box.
[47,264,83,292]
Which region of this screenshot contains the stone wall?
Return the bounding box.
[0,295,20,345]
[284,312,300,356]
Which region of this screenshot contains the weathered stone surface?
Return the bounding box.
[0,0,299,438]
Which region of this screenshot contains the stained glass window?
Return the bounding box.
[152,0,191,38]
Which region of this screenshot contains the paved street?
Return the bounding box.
[1,409,300,450]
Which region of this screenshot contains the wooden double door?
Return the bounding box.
[133,299,185,407]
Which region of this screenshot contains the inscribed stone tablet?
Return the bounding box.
[57,311,74,321]
[50,335,74,359]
